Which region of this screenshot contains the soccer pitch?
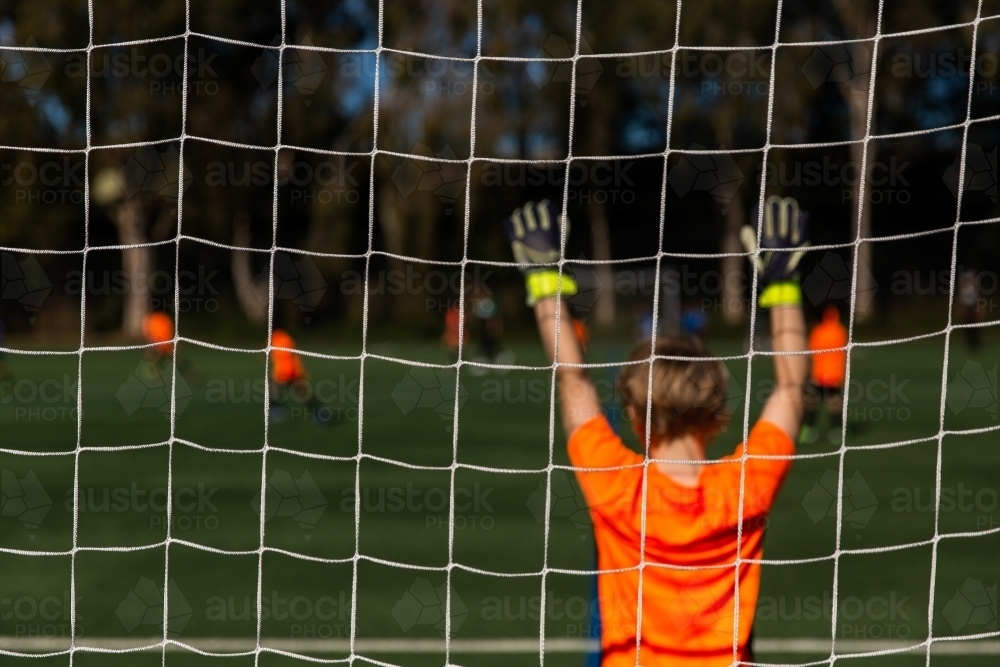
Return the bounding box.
[1,336,997,667]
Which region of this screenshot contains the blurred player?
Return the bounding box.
[269,329,330,426]
[468,297,518,375]
[802,304,848,445]
[679,302,709,338]
[142,311,174,361]
[473,297,503,360]
[142,311,197,380]
[441,302,468,354]
[632,303,654,341]
[506,197,808,666]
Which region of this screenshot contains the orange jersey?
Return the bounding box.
[442,304,469,350]
[142,312,174,355]
[809,320,847,388]
[567,416,794,667]
[271,331,305,384]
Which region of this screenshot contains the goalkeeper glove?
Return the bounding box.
[504,199,578,306]
[739,195,810,308]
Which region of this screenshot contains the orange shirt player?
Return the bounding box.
[142,311,174,358]
[802,305,848,443]
[271,329,306,385]
[505,198,809,665]
[809,305,847,389]
[269,329,331,425]
[441,302,469,353]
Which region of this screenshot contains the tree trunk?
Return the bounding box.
[376,184,405,318]
[588,200,616,326]
[583,84,616,328]
[112,197,152,340]
[845,86,875,322]
[231,213,268,326]
[834,3,877,322]
[721,189,746,325]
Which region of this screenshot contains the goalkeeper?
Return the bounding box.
[506,198,808,666]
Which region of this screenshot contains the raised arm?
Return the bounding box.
[534,298,602,436]
[740,196,811,441]
[760,305,807,439]
[504,200,602,437]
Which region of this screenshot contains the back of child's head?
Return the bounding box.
[617,337,730,441]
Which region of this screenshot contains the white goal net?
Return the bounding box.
[1,0,999,666]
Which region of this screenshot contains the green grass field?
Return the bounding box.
[1,335,997,666]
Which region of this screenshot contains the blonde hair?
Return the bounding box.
[617,337,731,440]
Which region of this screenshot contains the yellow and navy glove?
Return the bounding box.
[504,199,578,306]
[739,196,810,308]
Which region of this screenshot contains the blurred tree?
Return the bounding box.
[91,164,174,338]
[1,0,987,337]
[832,0,878,322]
[667,0,778,325]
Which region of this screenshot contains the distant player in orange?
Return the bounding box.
[271,329,306,386]
[506,197,809,665]
[142,311,175,360]
[269,329,331,426]
[142,311,198,381]
[802,304,848,444]
[441,302,467,354]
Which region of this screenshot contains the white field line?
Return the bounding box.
[0,636,998,655]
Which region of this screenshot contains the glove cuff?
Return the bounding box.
[758,279,802,309]
[525,270,578,306]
